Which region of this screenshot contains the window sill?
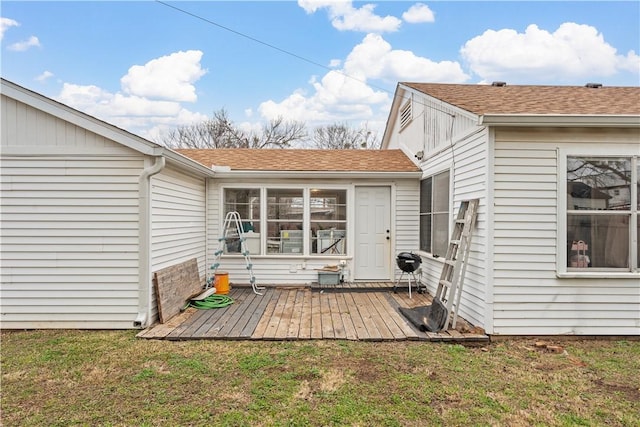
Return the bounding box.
[225,254,352,259]
[557,271,640,279]
[415,251,445,263]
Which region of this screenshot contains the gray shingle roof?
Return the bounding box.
[403,83,640,115]
[176,148,420,172]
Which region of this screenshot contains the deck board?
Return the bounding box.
[341,292,370,340]
[350,292,382,340]
[138,284,489,344]
[298,289,313,339]
[328,292,346,339]
[310,291,323,339]
[240,288,274,338]
[334,292,358,340]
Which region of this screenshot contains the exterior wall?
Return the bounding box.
[206,177,419,286]
[1,94,145,329]
[386,91,489,329]
[492,127,640,335]
[417,128,490,328]
[149,166,207,322]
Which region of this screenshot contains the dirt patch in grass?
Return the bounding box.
[1,331,639,426]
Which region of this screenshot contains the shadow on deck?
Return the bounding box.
[137,283,489,344]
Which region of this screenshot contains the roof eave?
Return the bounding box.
[207,170,422,179]
[163,151,218,177]
[478,114,640,127]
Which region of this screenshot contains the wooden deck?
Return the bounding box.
[137,283,489,343]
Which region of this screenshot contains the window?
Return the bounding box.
[420,170,450,256]
[223,187,348,256]
[267,189,303,254]
[223,189,260,254]
[566,156,639,271]
[310,189,346,255]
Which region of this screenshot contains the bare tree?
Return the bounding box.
[310,123,380,149]
[159,109,307,149]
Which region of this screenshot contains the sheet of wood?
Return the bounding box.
[153,258,203,323]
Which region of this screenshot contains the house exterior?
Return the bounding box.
[0,78,421,330]
[175,148,421,286]
[382,82,640,336]
[1,78,215,329]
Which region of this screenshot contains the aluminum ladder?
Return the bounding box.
[434,199,479,330]
[210,211,264,295]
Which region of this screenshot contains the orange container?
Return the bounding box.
[214,272,230,294]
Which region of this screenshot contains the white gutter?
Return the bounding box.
[479,114,640,127]
[209,170,422,179]
[134,156,166,328]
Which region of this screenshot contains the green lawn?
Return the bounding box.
[1,330,638,426]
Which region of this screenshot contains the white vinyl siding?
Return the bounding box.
[149,167,207,323]
[1,94,136,154]
[394,179,420,258]
[0,93,147,329]
[492,128,640,335]
[0,156,143,329]
[151,167,207,274]
[385,89,476,159]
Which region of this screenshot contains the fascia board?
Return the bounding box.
[479,114,640,127]
[208,170,423,179]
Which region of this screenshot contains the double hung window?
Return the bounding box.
[267,189,303,254]
[566,156,639,271]
[223,189,260,254]
[420,170,450,256]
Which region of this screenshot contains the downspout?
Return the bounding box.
[134,155,166,328]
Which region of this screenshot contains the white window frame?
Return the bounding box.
[222,184,350,257]
[419,168,451,257]
[557,150,639,278]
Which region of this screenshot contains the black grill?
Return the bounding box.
[396,252,422,273]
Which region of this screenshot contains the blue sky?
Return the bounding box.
[2,1,639,142]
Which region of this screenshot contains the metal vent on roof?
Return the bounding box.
[491,81,507,87]
[585,83,603,88]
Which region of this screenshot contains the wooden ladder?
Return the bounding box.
[434,199,479,330]
[210,211,264,295]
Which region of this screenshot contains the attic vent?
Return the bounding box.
[585,83,603,88]
[400,100,412,129]
[491,81,507,87]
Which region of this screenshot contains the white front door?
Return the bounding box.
[354,186,391,281]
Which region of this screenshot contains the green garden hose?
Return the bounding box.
[189,294,234,309]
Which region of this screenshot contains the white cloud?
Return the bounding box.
[35,71,54,82]
[120,50,207,102]
[298,0,402,33]
[616,50,640,75]
[258,33,469,135]
[0,17,19,41]
[344,33,468,82]
[461,22,638,83]
[56,51,209,139]
[402,3,435,24]
[8,35,40,51]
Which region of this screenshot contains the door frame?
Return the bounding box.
[353,185,394,281]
